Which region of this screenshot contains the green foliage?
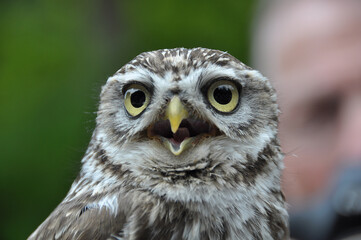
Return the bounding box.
[0,0,255,239]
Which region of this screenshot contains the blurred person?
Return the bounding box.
[252,0,361,239]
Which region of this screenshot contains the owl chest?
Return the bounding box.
[118,194,262,240]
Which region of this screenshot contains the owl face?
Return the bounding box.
[96,48,278,168]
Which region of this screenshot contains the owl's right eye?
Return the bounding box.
[124,84,150,116]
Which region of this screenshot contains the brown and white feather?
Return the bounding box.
[29,48,289,240]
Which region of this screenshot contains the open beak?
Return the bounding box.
[163,96,191,155]
[147,96,216,156]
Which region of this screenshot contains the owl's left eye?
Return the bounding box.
[124,84,150,116]
[206,80,240,113]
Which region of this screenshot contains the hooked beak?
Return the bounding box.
[147,96,216,156]
[166,96,189,133]
[163,96,191,155]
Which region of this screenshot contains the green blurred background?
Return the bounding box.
[0,0,256,239]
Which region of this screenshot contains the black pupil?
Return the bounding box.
[213,85,233,104]
[130,90,146,108]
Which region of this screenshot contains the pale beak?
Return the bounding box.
[147,96,214,156]
[165,96,189,133]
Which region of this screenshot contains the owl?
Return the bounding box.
[29,48,289,240]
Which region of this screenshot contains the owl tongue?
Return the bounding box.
[173,127,190,144]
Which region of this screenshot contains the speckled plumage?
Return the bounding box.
[29,48,289,240]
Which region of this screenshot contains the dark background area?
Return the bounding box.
[0,0,256,239]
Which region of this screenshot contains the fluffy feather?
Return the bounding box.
[29,48,289,240]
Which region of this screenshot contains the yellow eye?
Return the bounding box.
[207,80,240,113]
[124,84,150,116]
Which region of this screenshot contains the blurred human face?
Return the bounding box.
[271,1,361,207]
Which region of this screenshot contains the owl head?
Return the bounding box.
[92,48,279,174]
